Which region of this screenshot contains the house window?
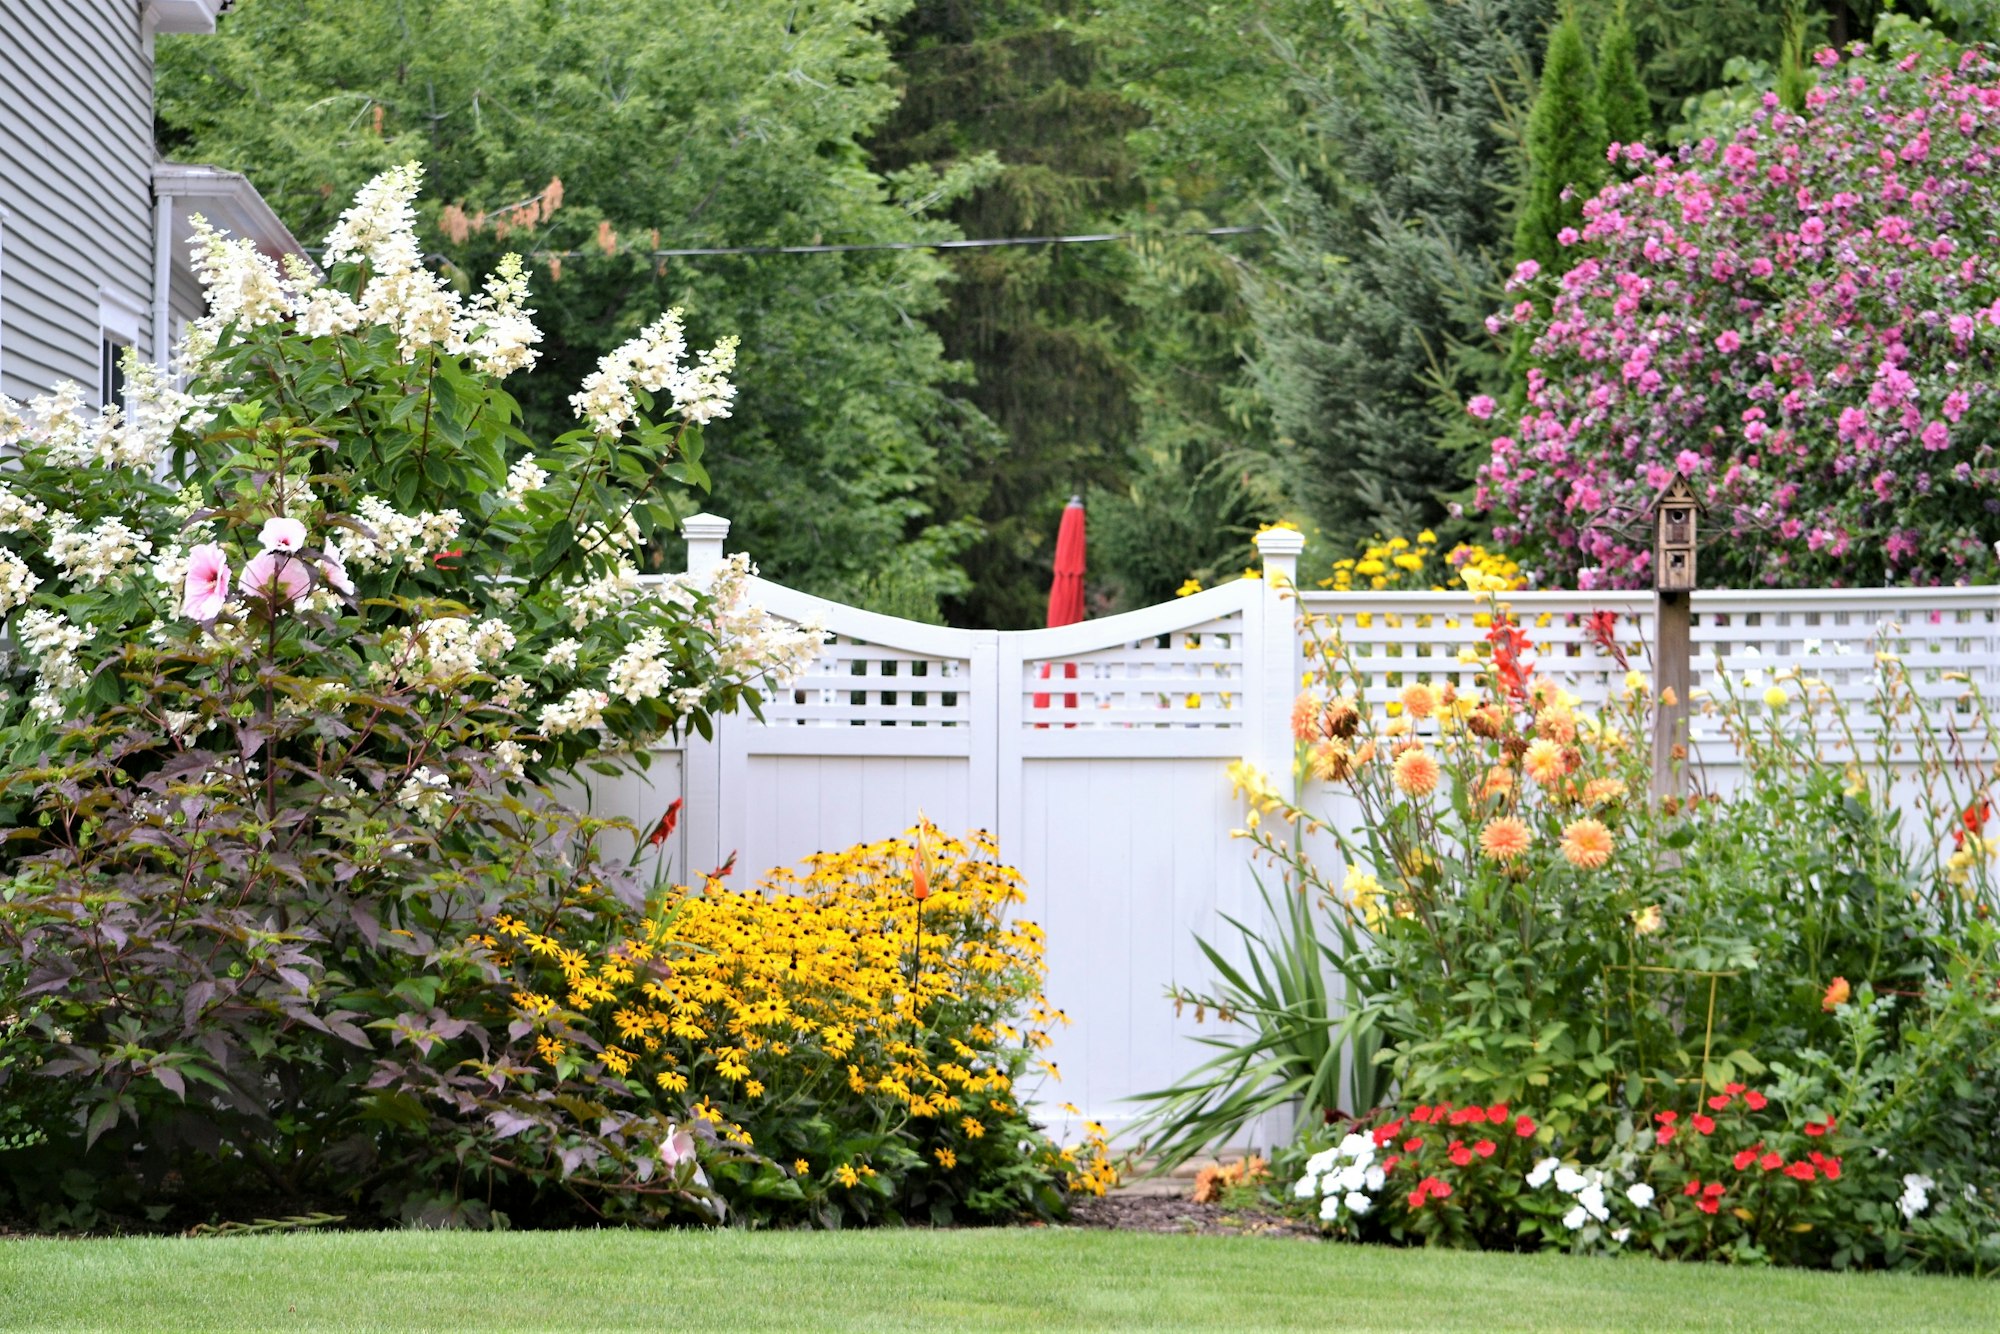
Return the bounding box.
[101,337,130,410]
[96,287,145,410]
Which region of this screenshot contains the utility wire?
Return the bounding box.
[528,224,1265,261]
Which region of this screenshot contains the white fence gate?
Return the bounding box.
[587,515,2000,1146]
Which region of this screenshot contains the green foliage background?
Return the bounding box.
[159,0,1992,617]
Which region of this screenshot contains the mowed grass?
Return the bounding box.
[2,1227,1994,1332]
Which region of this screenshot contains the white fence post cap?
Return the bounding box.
[682,512,731,574]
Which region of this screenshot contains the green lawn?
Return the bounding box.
[1,1228,1993,1332]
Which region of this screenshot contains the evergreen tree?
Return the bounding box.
[1514,13,1607,272]
[1251,0,1553,549]
[1596,6,1652,147]
[869,2,1148,629]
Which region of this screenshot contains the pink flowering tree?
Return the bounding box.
[1477,41,2000,589]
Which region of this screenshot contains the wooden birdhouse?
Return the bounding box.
[1652,471,1702,593]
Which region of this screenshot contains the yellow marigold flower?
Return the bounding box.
[1560,818,1614,870]
[1418,529,1437,544]
[1391,746,1441,797]
[934,1147,958,1170]
[1523,738,1566,785]
[1392,552,1423,572]
[1400,683,1438,720]
[1478,817,1533,862]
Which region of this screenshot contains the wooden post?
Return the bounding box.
[1651,588,1691,801]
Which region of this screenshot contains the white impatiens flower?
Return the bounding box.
[1576,1183,1610,1223]
[1343,1191,1372,1216]
[1562,1204,1589,1231]
[1525,1157,1560,1190]
[1626,1182,1656,1210]
[1552,1166,1590,1196]
[1899,1173,1935,1220]
[1610,1227,1631,1244]
[569,307,739,437]
[1293,1174,1320,1201]
[1318,1193,1342,1222]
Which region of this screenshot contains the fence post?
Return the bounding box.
[1250,526,1307,784]
[680,513,732,877]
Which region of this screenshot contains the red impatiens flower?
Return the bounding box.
[1704,1182,1725,1197]
[1514,1114,1537,1138]
[1759,1152,1784,1172]
[1656,1125,1677,1146]
[1734,1143,1764,1172]
[1448,1141,1474,1167]
[1411,1105,1435,1124]
[1808,1152,1843,1181]
[1487,1103,1509,1123]
[1707,1094,1732,1111]
[1373,1120,1405,1147]
[1723,1082,1746,1095]
[1684,1180,1702,1197]
[1698,1195,1722,1215]
[1803,1116,1837,1137]
[1655,1110,1679,1123]
[1407,1176,1454,1209]
[1691,1114,1716,1135]
[1382,1154,1402,1173]
[1451,1105,1489,1126]
[1474,1140,1497,1159]
[1742,1089,1768,1111]
[1404,1138,1424,1154]
[1784,1161,1817,1182]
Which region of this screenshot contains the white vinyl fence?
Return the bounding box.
[587,515,2000,1146]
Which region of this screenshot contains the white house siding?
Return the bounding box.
[0,0,158,403]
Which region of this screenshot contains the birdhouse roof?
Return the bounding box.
[1651,468,1704,514]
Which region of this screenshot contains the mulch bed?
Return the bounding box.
[1063,1190,1319,1239]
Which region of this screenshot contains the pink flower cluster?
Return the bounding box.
[1478,44,2000,589]
[182,516,353,621]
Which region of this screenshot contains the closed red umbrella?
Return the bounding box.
[1035,497,1085,714]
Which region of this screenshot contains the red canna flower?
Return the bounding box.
[1759,1151,1783,1172]
[1513,1114,1537,1138]
[1691,1114,1716,1135]
[1743,1089,1768,1111]
[1784,1161,1816,1182]
[647,797,684,847]
[1473,1139,1497,1158]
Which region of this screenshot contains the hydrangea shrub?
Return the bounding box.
[0,165,823,1226]
[1478,43,2000,589]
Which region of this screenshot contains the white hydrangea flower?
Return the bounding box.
[0,551,41,616]
[396,766,453,824]
[538,687,609,737]
[569,307,738,437]
[46,515,152,588]
[607,627,673,703]
[457,254,541,378]
[0,481,47,533]
[502,457,549,506]
[545,639,582,672]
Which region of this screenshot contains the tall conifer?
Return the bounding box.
[1513,13,1606,272]
[1595,6,1650,148]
